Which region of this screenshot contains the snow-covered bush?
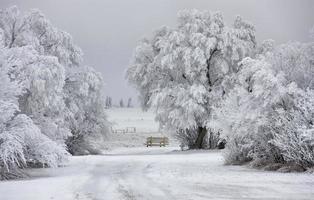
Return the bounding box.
[270,89,314,168]
[214,54,314,169]
[212,58,281,164]
[127,10,256,149]
[0,107,69,180]
[64,67,111,155]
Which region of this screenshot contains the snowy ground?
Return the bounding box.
[0,108,314,200]
[1,148,314,200]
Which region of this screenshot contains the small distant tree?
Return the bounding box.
[310,25,314,40]
[127,98,133,108]
[108,97,112,108]
[119,99,124,107]
[105,96,111,108]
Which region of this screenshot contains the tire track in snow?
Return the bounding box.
[71,154,178,200]
[116,162,176,200]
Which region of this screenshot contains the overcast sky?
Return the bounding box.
[1,0,314,105]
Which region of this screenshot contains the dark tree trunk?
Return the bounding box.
[192,127,207,149]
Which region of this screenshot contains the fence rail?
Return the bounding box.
[111,127,136,134]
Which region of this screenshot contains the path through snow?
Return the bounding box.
[0,147,314,200]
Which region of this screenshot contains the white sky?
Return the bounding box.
[1,0,314,105]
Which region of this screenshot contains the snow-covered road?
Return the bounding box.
[1,147,314,200]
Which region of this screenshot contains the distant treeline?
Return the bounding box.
[105,96,133,108]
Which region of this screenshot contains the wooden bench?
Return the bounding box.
[146,136,169,147]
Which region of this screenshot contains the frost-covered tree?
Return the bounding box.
[109,97,112,108]
[127,10,256,149]
[0,6,75,143]
[0,6,110,178]
[105,96,110,108]
[264,42,314,90]
[0,6,83,141]
[257,39,275,55]
[310,26,314,40]
[0,6,82,66]
[108,97,112,108]
[64,67,111,155]
[0,45,25,179]
[105,96,113,108]
[127,97,133,108]
[0,6,110,155]
[0,45,68,180]
[4,46,70,142]
[119,99,124,108]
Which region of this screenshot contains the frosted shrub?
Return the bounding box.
[271,90,314,168]
[0,112,69,180]
[216,51,314,169]
[224,134,254,165]
[175,129,198,149]
[64,67,111,155]
[8,115,69,168]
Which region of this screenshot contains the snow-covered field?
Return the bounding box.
[1,108,314,200]
[104,108,178,149]
[107,108,159,133]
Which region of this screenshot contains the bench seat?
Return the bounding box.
[146,136,169,147]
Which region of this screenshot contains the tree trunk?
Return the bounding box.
[192,127,207,149]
